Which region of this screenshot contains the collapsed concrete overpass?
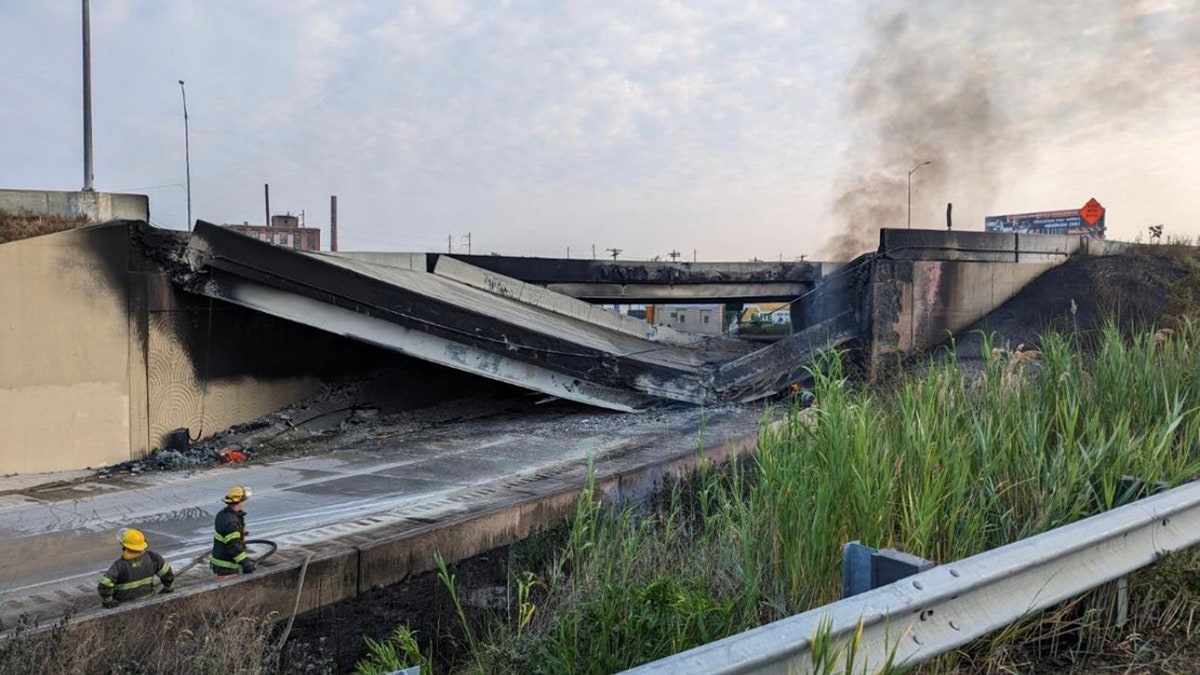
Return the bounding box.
[180,221,857,411]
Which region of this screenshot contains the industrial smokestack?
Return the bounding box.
[330,195,338,252]
[946,202,953,231]
[264,183,270,228]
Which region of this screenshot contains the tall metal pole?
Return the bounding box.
[907,160,932,229]
[82,0,94,191]
[330,195,338,252]
[178,80,192,230]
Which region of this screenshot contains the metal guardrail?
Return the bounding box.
[624,480,1200,674]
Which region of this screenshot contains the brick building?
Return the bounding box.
[223,214,321,251]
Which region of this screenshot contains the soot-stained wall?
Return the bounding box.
[866,258,1058,378]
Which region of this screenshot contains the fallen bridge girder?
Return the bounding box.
[206,276,661,411]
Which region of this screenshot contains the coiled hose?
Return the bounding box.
[173,538,278,577]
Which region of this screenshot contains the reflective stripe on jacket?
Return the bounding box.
[97,550,174,603]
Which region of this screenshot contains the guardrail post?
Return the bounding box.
[842,541,873,597]
[842,541,935,598]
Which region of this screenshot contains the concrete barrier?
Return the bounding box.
[879,228,1085,263]
[0,188,149,223]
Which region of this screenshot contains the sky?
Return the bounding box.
[0,0,1197,260]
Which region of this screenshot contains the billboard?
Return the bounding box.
[985,199,1106,238]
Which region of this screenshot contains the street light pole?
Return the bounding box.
[907,160,932,229]
[82,0,93,191]
[178,80,192,231]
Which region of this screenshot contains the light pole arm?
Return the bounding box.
[906,161,932,229]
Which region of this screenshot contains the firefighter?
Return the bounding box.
[212,485,256,577]
[97,528,175,608]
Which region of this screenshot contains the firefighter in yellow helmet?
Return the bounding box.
[97,528,175,608]
[212,486,255,576]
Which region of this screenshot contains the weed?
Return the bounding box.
[364,320,1200,673]
[354,625,431,675]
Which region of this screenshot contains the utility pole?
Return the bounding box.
[178,80,191,230]
[693,249,697,262]
[606,248,621,261]
[461,232,472,254]
[591,244,596,260]
[82,0,94,191]
[448,234,452,253]
[264,183,270,227]
[566,246,570,258]
[668,250,681,262]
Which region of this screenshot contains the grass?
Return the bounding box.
[0,591,286,675]
[361,319,1200,674]
[0,209,87,245]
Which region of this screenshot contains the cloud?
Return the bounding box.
[824,0,1200,257]
[0,1,1195,258]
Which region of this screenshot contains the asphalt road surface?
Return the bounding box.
[0,403,761,630]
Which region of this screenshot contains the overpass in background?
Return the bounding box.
[345,251,836,304]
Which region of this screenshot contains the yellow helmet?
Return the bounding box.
[223,486,252,504]
[117,528,148,552]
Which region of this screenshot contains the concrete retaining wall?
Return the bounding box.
[867,259,1056,375]
[865,229,1134,375]
[0,222,326,473]
[0,226,139,473]
[0,188,149,223]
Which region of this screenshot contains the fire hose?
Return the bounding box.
[167,538,312,656]
[173,538,278,577]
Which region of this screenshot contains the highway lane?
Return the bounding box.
[0,404,761,628]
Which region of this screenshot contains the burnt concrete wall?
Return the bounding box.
[861,229,1131,376]
[0,221,404,474]
[867,252,1058,376]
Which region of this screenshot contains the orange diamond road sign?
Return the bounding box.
[1079,198,1105,226]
